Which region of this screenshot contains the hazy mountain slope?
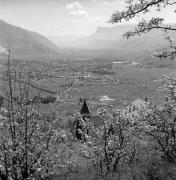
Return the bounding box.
[75,25,171,52]
[48,35,84,47]
[0,20,57,55]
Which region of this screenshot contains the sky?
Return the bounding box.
[0,0,175,37]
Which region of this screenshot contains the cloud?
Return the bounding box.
[66,1,90,18]
[66,1,106,23]
[66,1,83,10]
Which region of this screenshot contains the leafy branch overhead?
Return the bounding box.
[109,0,176,59]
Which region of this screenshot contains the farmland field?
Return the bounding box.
[0,55,174,115]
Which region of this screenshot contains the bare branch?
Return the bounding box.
[109,0,165,23]
[123,18,176,38]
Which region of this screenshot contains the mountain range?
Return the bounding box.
[0,20,57,57]
[0,20,173,60]
[74,25,171,52]
[50,25,172,57]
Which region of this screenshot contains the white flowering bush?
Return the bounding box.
[139,73,176,165]
[0,62,75,180]
[78,106,139,178]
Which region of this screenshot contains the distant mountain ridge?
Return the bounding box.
[74,24,173,53]
[0,20,57,56]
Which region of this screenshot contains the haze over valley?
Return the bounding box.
[49,24,170,52]
[0,19,175,109]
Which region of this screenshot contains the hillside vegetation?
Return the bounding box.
[0,20,57,56]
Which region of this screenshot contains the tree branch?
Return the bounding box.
[109,0,165,23]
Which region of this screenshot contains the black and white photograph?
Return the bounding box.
[0,0,176,179]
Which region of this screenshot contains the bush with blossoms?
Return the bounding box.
[76,72,176,178]
[139,73,176,165]
[78,106,141,178]
[0,62,76,180]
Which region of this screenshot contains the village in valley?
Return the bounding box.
[0,53,169,138]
